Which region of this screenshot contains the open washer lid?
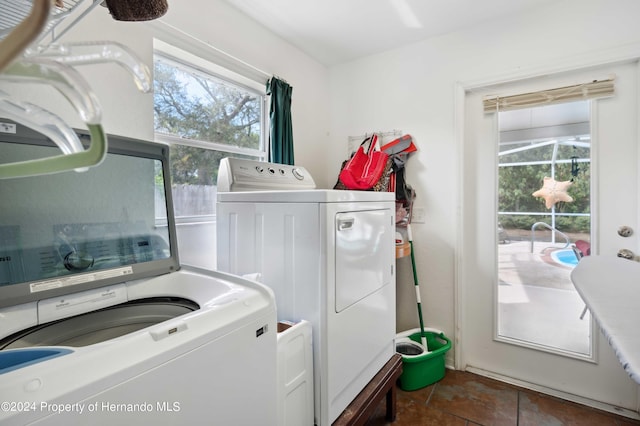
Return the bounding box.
[0,122,180,309]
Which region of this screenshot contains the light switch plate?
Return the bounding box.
[412,207,426,223]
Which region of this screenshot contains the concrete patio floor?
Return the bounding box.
[498,239,592,356]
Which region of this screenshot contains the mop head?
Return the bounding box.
[396,337,428,357]
[104,0,168,21]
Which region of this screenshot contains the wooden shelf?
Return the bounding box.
[395,242,411,258]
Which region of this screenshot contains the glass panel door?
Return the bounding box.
[496,101,592,358]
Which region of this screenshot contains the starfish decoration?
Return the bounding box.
[532,176,574,209]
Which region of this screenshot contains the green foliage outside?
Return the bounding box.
[498,142,590,234]
[153,60,262,186]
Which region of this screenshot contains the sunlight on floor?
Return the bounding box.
[498,282,530,304]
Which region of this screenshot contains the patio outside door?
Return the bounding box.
[459,61,639,410]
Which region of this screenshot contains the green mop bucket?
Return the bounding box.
[396,329,451,391]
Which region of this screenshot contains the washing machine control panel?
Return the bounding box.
[217,157,316,191]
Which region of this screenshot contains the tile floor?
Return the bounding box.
[366,370,640,426]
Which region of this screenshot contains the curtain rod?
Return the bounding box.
[150,20,272,81]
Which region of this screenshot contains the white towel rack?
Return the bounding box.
[0,0,150,179]
[0,0,102,46]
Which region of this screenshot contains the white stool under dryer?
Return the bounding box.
[216,158,396,426]
[277,320,313,426]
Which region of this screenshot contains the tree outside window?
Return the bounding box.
[153,54,266,217]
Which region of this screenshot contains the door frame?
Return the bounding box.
[454,44,640,416]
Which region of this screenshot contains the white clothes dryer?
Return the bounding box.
[0,129,277,425]
[216,158,396,426]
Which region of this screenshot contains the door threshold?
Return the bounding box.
[465,366,640,421]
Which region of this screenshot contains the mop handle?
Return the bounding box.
[407,224,428,350]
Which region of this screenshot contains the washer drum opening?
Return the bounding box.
[0,297,199,349]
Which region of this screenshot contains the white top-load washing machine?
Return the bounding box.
[216,158,396,426]
[0,127,277,425]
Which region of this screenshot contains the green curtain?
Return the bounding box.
[266,77,294,165]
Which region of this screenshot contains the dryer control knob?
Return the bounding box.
[292,168,305,180]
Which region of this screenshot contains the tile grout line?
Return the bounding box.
[425,382,436,407]
[426,381,476,425]
[516,390,520,425]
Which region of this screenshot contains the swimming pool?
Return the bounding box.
[551,248,579,267]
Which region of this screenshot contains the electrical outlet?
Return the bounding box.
[412,207,426,223]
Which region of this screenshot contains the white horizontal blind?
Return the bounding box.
[483,78,614,113]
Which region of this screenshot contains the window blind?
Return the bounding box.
[483,78,615,113]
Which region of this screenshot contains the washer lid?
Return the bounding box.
[0,123,179,309]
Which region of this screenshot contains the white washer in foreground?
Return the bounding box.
[0,131,278,426]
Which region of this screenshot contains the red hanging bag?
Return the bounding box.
[339,134,389,190]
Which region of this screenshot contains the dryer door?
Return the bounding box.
[335,209,392,312]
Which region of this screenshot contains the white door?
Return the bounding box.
[459,61,639,410]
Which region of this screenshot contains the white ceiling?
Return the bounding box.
[222,0,557,66]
